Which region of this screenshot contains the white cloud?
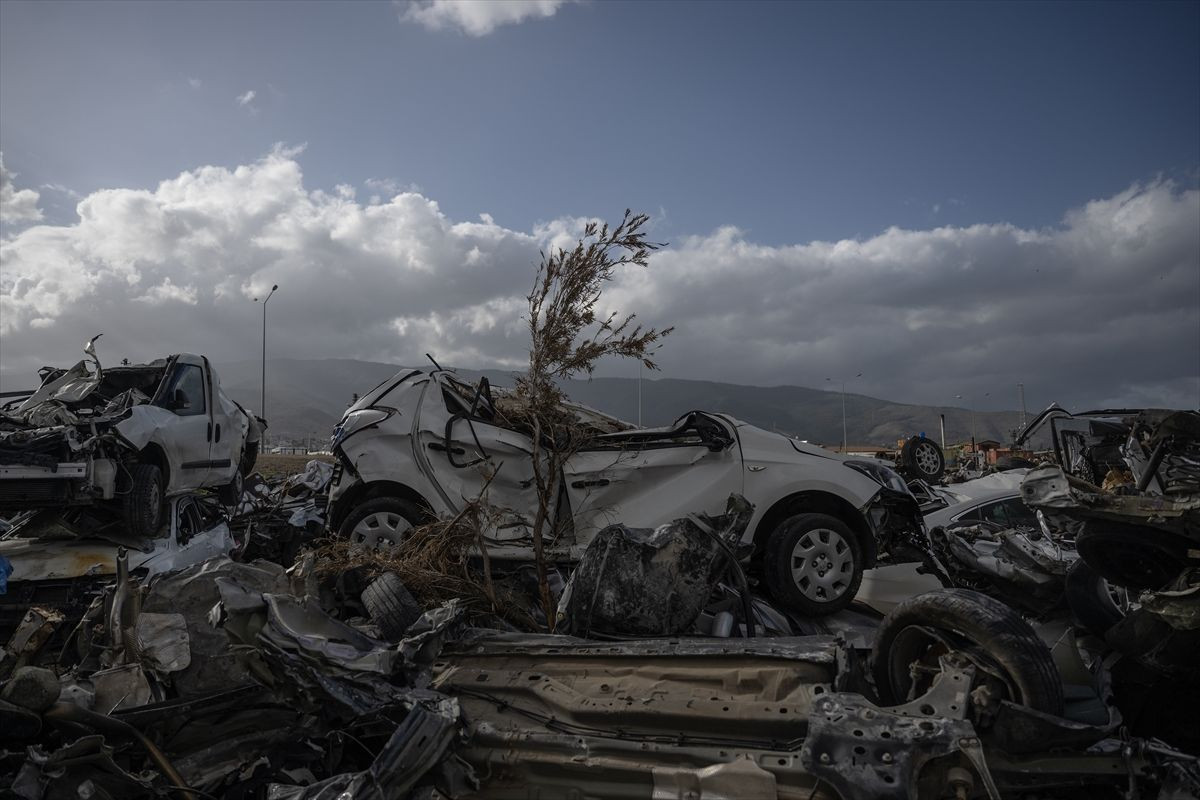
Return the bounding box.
[188,77,203,89]
[0,149,1196,412]
[39,183,83,201]
[133,278,198,306]
[0,153,43,224]
[399,0,569,36]
[235,89,258,114]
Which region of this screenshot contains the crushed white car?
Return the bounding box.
[327,369,926,616]
[0,337,263,539]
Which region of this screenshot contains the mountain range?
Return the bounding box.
[214,358,1027,450]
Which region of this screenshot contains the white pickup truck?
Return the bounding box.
[0,337,263,539]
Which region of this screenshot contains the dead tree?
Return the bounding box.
[513,210,673,629]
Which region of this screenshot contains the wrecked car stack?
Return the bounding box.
[3,354,1199,798]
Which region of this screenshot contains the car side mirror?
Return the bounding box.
[170,388,190,411]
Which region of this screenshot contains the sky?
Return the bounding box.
[1,0,1198,413]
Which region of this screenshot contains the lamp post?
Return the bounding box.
[826,373,862,453]
[955,391,989,464]
[254,284,278,446]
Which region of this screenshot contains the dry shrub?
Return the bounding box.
[514,210,673,627]
[310,497,543,630]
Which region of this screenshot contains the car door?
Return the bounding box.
[415,375,544,546]
[563,412,744,552]
[153,357,213,492]
[203,358,238,486]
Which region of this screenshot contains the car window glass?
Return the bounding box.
[975,500,1012,527]
[178,502,201,543]
[975,498,1037,529]
[168,365,206,416]
[999,497,1038,528]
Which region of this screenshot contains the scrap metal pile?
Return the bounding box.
[3,366,1200,798]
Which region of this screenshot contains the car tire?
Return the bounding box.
[764,513,864,617]
[239,441,259,478]
[871,588,1064,716]
[901,436,945,481]
[217,470,243,506]
[1064,559,1126,637]
[1076,520,1191,591]
[361,572,423,641]
[123,463,165,539]
[337,497,425,550]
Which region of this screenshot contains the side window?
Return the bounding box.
[165,365,207,417]
[997,498,1038,529]
[976,498,1037,529]
[975,501,1011,527]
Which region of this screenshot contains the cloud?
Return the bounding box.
[39,183,83,201]
[399,0,569,36]
[188,77,203,89]
[0,153,43,225]
[0,149,1196,413]
[235,89,258,114]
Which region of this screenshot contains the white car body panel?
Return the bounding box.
[329,370,917,562]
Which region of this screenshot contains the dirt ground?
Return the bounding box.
[255,452,334,480]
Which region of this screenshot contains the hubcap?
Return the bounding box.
[351,511,412,550]
[790,527,854,602]
[914,442,940,474]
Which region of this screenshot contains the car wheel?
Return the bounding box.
[1064,559,1127,637]
[217,469,244,507]
[764,513,864,617]
[361,572,423,641]
[902,436,945,481]
[123,463,165,539]
[1076,520,1192,591]
[338,497,424,551]
[871,588,1064,716]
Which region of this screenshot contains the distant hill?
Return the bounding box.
[215,358,1025,449]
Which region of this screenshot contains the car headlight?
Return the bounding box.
[844,460,910,494]
[331,408,391,449]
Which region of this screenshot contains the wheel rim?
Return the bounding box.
[351,511,412,550]
[789,527,854,602]
[914,442,940,475]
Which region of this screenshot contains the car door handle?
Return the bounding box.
[207,422,212,442]
[571,479,610,489]
[428,442,465,455]
[215,424,221,443]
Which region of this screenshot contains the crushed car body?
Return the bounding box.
[0,336,263,539]
[326,368,926,616]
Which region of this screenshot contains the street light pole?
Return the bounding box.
[255,284,278,445]
[826,372,862,452]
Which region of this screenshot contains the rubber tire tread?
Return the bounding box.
[763,513,864,618]
[901,436,945,480]
[1063,559,1124,637]
[123,463,164,539]
[872,588,1064,716]
[1075,521,1191,591]
[361,572,422,641]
